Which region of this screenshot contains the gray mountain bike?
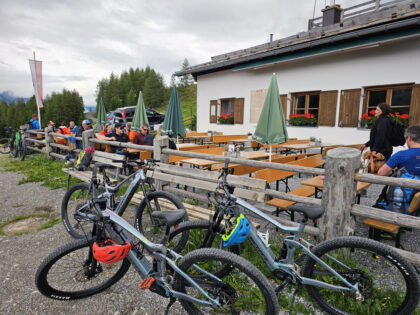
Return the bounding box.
[169,160,420,314]
[36,161,279,314]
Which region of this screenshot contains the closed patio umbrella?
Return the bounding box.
[162,86,186,142]
[253,74,288,161]
[131,91,149,132]
[96,97,107,128]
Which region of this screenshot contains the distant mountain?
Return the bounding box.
[0,91,30,104]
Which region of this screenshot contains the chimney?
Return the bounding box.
[322,4,342,27]
[269,34,273,42]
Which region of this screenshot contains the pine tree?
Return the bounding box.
[180,58,194,87]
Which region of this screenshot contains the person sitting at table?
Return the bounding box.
[55,121,71,145]
[378,125,420,176]
[69,121,78,134]
[133,123,150,145]
[156,125,177,149]
[103,123,129,154]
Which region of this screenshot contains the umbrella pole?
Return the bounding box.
[269,145,272,162]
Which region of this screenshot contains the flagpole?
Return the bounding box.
[34,51,42,128]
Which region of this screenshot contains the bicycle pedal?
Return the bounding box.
[139,277,155,290]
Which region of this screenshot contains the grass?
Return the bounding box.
[0,154,80,189]
[156,85,197,130]
[0,213,62,236]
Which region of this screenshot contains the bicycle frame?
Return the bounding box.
[223,196,359,294]
[83,207,223,308]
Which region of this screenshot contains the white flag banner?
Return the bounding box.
[29,59,43,109]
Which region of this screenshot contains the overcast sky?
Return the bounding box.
[0,0,361,106]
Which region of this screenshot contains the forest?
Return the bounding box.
[0,59,196,138]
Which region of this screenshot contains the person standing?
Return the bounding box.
[29,113,40,129]
[360,103,393,160]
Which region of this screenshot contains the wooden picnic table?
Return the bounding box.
[300,175,371,203]
[176,143,203,150]
[180,150,275,170]
[280,142,341,154]
[182,135,209,144]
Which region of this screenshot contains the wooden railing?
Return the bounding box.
[21,129,420,266]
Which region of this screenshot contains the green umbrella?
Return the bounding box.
[162,86,186,140]
[97,97,107,127]
[253,74,288,161]
[131,91,149,132]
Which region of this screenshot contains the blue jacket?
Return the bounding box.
[30,118,40,130]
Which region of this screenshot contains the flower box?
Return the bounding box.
[289,113,317,126]
[218,113,234,124]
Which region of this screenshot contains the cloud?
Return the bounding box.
[0,0,362,105]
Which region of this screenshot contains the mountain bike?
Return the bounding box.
[169,160,420,314]
[36,162,280,314]
[0,127,26,160]
[61,159,189,250]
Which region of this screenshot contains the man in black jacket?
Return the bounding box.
[104,123,129,153]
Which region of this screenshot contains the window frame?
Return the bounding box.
[364,83,413,115]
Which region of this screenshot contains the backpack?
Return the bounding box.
[375,169,419,214]
[388,118,405,147]
[74,147,94,171]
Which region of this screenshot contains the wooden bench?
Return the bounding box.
[363,191,420,248]
[211,135,248,145]
[266,186,316,221]
[62,151,126,188]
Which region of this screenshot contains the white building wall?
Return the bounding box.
[196,37,420,145]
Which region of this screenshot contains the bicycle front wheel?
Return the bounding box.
[35,238,130,300]
[61,183,94,239]
[301,236,420,315]
[133,191,189,248]
[0,138,11,154]
[173,248,279,314]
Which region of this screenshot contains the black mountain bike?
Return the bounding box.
[0,127,26,160]
[37,161,279,314]
[61,159,189,250]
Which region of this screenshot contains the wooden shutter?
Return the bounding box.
[318,90,338,126]
[339,89,361,127]
[280,94,287,118]
[409,84,420,126]
[209,100,217,123]
[234,98,244,124]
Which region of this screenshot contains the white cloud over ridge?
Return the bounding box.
[0,0,361,105]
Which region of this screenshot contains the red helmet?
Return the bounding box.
[92,239,131,263]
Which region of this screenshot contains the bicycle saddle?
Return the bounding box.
[288,203,324,220]
[151,209,186,226]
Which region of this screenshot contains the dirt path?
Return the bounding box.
[0,162,185,314]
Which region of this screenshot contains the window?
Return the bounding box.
[365,85,412,115]
[291,91,320,117]
[209,98,244,124]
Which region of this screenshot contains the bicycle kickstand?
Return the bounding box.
[164,296,176,315]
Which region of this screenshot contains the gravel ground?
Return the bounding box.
[0,154,419,315]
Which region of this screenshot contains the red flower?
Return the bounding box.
[310,114,314,118]
[401,114,409,119]
[368,117,371,120]
[369,110,376,115]
[389,113,394,117]
[228,113,232,117]
[306,113,310,119]
[217,116,219,118]
[395,112,400,115]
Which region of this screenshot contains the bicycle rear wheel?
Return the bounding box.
[301,236,420,315]
[0,138,11,154]
[35,238,130,300]
[173,248,279,314]
[18,137,26,161]
[133,191,189,249]
[61,183,95,239]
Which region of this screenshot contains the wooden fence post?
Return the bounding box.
[153,136,169,164]
[318,147,361,241]
[82,129,95,150]
[44,127,54,158]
